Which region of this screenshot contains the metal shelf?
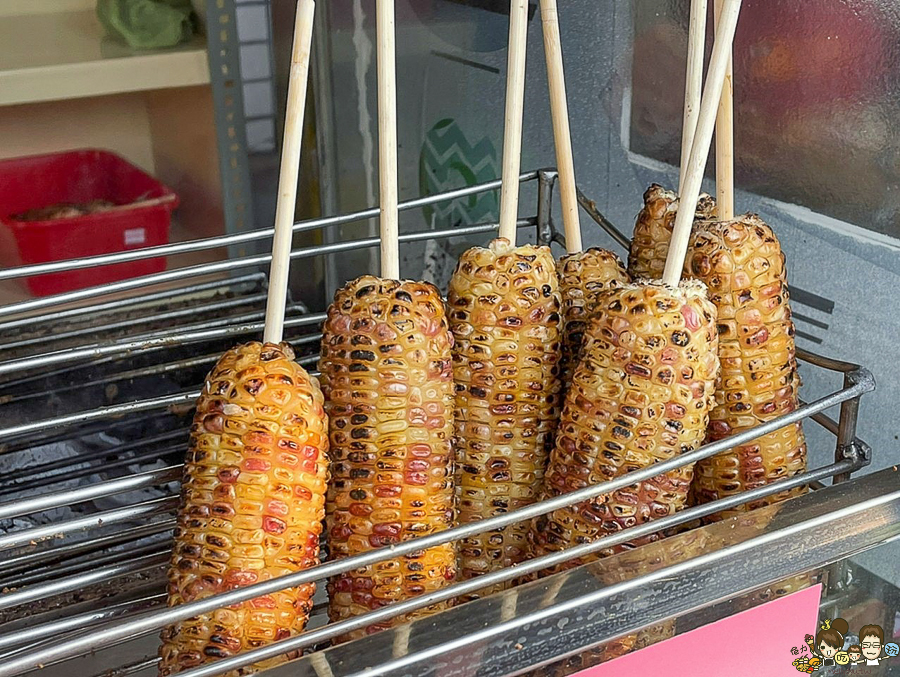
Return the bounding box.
[0,9,209,107]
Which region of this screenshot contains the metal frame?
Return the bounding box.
[205,0,257,253]
[0,172,877,677]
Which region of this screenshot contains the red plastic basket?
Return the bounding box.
[0,149,178,296]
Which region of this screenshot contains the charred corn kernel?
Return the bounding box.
[628,184,716,281]
[448,238,562,595]
[159,342,328,677]
[558,248,630,386]
[319,276,456,640]
[529,280,719,573]
[686,215,807,519]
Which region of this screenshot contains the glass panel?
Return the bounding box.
[630,0,900,240]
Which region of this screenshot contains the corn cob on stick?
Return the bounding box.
[686,215,807,520]
[448,238,562,596]
[159,342,328,676]
[628,184,716,281]
[558,248,629,386]
[529,279,719,572]
[526,279,715,662]
[319,275,456,640]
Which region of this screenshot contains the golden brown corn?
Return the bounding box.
[160,342,328,677]
[628,184,716,281]
[448,238,561,595]
[686,215,807,519]
[529,280,719,572]
[319,276,456,640]
[558,247,630,386]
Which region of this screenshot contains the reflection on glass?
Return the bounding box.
[630,0,900,239]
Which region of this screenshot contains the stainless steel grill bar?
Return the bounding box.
[139,458,862,677]
[10,352,319,426]
[0,345,327,440]
[0,594,165,652]
[576,187,630,250]
[0,430,183,485]
[0,293,270,353]
[805,404,840,436]
[0,522,174,578]
[0,392,198,441]
[0,374,870,676]
[1,445,183,494]
[796,348,862,373]
[0,496,177,552]
[0,387,851,526]
[5,357,214,407]
[0,459,851,676]
[0,411,176,457]
[0,219,534,320]
[0,466,180,520]
[0,273,265,333]
[0,173,531,282]
[0,324,323,396]
[0,341,858,447]
[0,552,167,614]
[0,321,322,379]
[2,542,167,590]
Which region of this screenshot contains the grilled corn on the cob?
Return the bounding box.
[319,276,456,639]
[686,215,807,519]
[628,184,716,281]
[529,279,719,571]
[558,248,630,386]
[448,238,561,594]
[160,342,328,676]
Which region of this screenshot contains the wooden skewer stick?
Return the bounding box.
[498,0,530,243]
[263,0,316,344]
[662,0,742,287]
[377,0,400,279]
[679,0,707,195]
[714,0,735,220]
[540,0,581,254]
[500,590,518,622]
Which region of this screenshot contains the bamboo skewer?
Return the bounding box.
[679,0,707,195]
[714,0,735,220]
[377,0,400,279]
[662,0,742,287]
[498,0,530,243]
[263,0,316,343]
[540,0,581,253]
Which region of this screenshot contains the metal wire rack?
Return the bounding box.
[0,170,877,677]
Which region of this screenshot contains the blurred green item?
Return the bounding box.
[97,0,197,50]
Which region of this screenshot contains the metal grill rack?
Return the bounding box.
[0,170,880,677]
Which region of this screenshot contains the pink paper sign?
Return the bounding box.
[571,584,822,677]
